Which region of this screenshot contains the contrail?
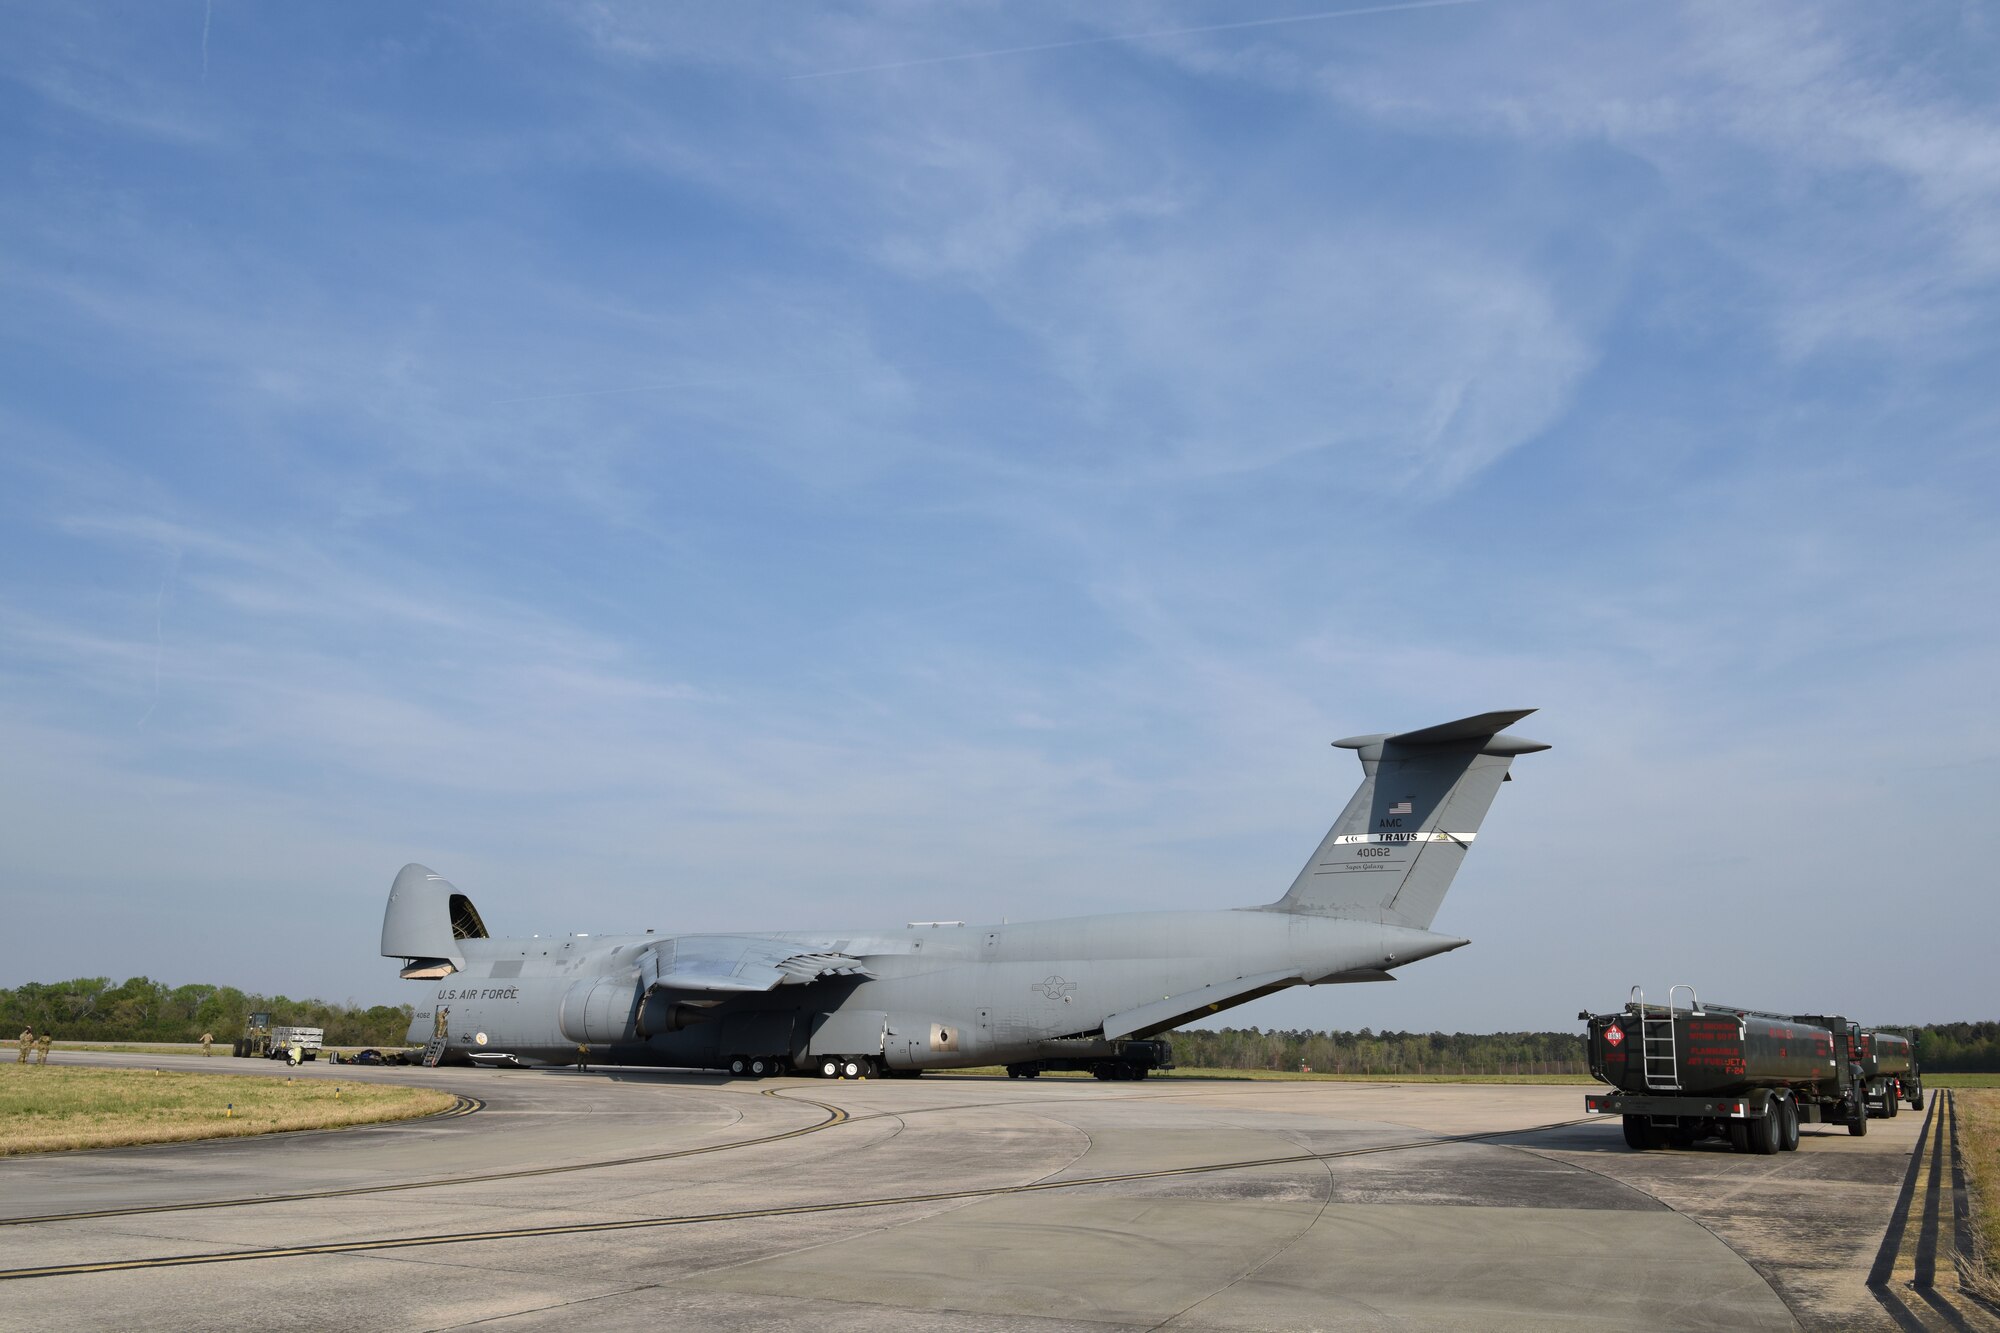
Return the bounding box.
[489,381,704,406]
[201,0,211,83]
[790,0,1484,81]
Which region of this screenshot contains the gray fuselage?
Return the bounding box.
[409,908,1463,1070]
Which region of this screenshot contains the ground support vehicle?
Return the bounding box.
[1581,986,1868,1154]
[1005,1038,1173,1081]
[233,1012,325,1061]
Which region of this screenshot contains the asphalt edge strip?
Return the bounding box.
[1871,1091,1939,1288]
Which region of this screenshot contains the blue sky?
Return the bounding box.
[3,2,1995,1031]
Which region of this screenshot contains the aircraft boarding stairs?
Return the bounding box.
[421,1007,450,1068]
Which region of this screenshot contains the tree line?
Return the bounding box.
[1168,1027,1591,1075]
[1,976,414,1047]
[1889,1021,2000,1073]
[1167,1021,2000,1075]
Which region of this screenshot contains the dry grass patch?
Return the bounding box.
[1958,1089,2000,1298]
[0,1065,456,1155]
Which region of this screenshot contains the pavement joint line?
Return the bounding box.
[0,1090,846,1229]
[0,1082,1227,1229]
[0,1115,1598,1280]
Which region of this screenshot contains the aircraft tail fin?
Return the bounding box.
[382,863,490,979]
[1267,710,1547,929]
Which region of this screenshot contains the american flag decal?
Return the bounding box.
[1388,800,1412,815]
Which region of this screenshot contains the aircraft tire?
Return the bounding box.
[749,1056,771,1077]
[840,1059,863,1079]
[819,1057,840,1079]
[728,1056,748,1076]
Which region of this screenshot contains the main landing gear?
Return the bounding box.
[723,1053,880,1079]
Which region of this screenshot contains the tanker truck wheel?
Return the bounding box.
[1911,1087,1925,1111]
[1620,1116,1654,1150]
[1847,1099,1868,1136]
[1777,1095,1800,1151]
[1727,1120,1752,1153]
[1885,1088,1899,1118]
[1749,1106,1782,1155]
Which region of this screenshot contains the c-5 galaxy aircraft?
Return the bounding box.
[385,710,1547,1078]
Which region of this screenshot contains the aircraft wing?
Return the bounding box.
[1101,968,1308,1040]
[640,935,875,993]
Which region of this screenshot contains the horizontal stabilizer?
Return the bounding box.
[1334,708,1549,756]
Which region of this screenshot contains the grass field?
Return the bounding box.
[0,1065,456,1155]
[1927,1073,2000,1088]
[1957,1088,2000,1297]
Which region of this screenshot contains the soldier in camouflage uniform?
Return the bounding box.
[16,1027,31,1064]
[33,1031,53,1065]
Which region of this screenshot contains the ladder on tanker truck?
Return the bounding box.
[1631,984,1700,1092]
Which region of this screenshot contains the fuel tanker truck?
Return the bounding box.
[1857,1028,1924,1116]
[1580,986,1870,1154]
[1792,1018,1925,1118]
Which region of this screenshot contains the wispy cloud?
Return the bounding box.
[787,0,1486,81]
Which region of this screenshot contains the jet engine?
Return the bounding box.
[637,989,722,1034]
[557,977,640,1045]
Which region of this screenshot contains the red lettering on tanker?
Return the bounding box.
[1681,1020,1749,1075]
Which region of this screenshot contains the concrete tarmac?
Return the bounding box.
[0,1052,1977,1332]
